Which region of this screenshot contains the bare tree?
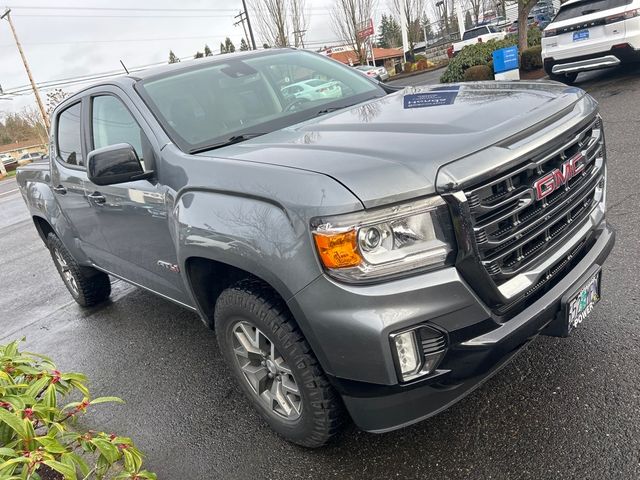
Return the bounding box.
[251,0,290,47]
[332,0,377,65]
[291,0,308,47]
[20,106,47,145]
[45,88,71,118]
[429,0,453,37]
[392,0,426,55]
[466,0,482,24]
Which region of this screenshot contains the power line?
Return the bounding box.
[0,34,234,48]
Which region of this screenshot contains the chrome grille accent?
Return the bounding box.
[464,117,604,290]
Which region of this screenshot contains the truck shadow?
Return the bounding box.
[39,277,625,480]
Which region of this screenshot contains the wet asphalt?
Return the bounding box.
[1,66,639,479]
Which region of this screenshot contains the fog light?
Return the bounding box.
[393,331,420,378]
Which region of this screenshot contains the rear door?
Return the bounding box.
[50,100,110,264]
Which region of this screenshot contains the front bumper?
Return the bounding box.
[288,220,615,432]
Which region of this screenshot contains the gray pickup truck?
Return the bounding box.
[17,49,614,447]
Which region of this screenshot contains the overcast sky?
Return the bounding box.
[0,0,407,114]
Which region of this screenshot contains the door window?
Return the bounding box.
[57,103,84,167]
[92,96,146,168]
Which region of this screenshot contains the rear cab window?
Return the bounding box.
[56,103,84,167]
[463,27,490,40]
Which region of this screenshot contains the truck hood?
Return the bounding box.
[198,81,588,208]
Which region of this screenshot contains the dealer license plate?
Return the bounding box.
[567,272,601,331]
[573,30,590,42]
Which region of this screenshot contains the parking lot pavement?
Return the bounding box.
[1,66,640,480]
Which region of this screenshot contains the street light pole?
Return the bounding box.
[1,8,50,133]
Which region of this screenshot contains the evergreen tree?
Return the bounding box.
[224,37,236,53]
[465,10,473,29]
[168,50,180,64]
[421,13,434,41]
[240,38,249,51]
[220,42,226,54]
[377,14,390,48]
[194,51,204,59]
[387,16,402,47]
[204,44,213,56]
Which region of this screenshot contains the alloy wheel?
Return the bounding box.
[231,321,302,420]
[53,248,79,297]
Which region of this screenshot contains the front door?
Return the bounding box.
[82,90,191,306]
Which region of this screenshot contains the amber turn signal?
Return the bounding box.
[313,230,362,269]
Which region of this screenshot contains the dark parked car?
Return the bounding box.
[17,48,614,447]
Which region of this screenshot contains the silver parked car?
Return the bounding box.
[355,64,390,82]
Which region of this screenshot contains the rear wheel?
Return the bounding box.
[46,233,111,307]
[548,71,579,85]
[214,279,345,447]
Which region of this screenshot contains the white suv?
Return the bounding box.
[542,0,640,83]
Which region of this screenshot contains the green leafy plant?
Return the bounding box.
[0,340,156,480]
[521,46,543,71]
[463,65,494,81]
[440,39,516,83]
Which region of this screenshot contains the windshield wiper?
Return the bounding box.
[190,133,267,153]
[314,103,360,117]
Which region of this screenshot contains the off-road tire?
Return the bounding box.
[215,279,345,448]
[46,233,111,307]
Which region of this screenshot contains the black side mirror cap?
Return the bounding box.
[87,143,155,186]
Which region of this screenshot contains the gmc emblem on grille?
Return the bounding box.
[533,152,586,201]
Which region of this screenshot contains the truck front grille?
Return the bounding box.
[464,117,604,289]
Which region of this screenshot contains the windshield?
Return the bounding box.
[553,0,632,21]
[137,50,385,153]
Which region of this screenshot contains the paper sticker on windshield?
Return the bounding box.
[403,91,458,109]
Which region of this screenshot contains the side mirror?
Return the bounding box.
[87,143,154,186]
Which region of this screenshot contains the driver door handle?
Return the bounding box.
[53,185,67,195]
[87,191,106,204]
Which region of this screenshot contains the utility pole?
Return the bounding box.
[292,29,307,49]
[241,0,257,50]
[1,8,50,133]
[234,10,250,49]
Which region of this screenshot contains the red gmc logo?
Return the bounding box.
[533,152,586,201]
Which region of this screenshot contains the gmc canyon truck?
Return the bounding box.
[17,49,614,447]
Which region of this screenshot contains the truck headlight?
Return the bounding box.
[311,197,456,283]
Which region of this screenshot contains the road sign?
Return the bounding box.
[357,19,374,40]
[493,45,519,74]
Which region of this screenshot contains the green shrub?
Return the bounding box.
[463,65,494,81]
[504,25,542,48]
[0,340,156,480]
[440,38,516,83]
[521,45,543,71]
[528,26,542,47]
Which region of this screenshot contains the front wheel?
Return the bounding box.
[214,279,345,447]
